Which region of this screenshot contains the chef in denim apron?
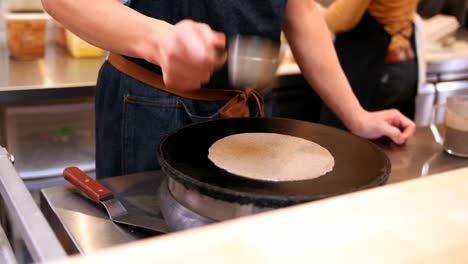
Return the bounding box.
[42,0,416,179]
[96,1,283,178]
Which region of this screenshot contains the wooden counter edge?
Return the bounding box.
[52,166,468,264]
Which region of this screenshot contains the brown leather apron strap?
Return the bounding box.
[107,53,264,118]
[219,88,265,118]
[384,47,415,63]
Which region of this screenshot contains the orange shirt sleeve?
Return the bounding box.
[324,0,373,33]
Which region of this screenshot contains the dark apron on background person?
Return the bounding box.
[95,0,287,179]
[319,12,418,130]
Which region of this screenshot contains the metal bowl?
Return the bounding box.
[228,35,280,92]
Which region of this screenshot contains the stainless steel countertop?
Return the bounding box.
[0,147,67,263]
[40,126,468,256]
[0,43,299,92]
[2,36,468,92]
[0,45,103,91]
[378,126,468,183]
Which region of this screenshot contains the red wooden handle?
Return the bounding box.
[63,167,113,203]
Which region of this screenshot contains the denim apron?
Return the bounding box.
[96,0,287,178]
[95,61,275,179]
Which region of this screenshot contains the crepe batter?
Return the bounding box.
[208,133,335,182]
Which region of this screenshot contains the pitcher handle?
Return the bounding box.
[430,104,445,145]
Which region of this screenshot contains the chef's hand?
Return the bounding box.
[349,109,416,145]
[156,20,226,91]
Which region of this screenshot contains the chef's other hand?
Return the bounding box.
[157,20,226,91]
[349,109,416,145]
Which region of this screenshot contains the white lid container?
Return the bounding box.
[8,0,44,12]
[3,12,50,20]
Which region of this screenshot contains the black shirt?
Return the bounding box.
[125,0,287,88]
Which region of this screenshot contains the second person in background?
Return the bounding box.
[318,0,420,130]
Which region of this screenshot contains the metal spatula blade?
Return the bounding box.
[63,167,168,234]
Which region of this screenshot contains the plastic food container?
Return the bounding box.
[4,12,49,60]
[7,0,44,12]
[54,21,67,48]
[65,30,103,58]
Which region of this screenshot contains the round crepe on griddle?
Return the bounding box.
[208,133,334,182]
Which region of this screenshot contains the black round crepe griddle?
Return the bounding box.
[158,117,390,208]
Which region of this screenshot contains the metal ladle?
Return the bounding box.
[227,35,281,94]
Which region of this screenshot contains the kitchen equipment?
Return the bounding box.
[7,0,44,12]
[434,80,468,123]
[414,83,437,126]
[158,179,214,232]
[158,117,390,222]
[423,59,468,127]
[4,12,49,60]
[423,15,460,44]
[40,125,468,252]
[228,35,280,93]
[1,100,96,203]
[1,101,95,180]
[65,30,103,58]
[430,95,468,157]
[63,167,168,233]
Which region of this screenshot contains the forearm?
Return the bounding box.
[41,0,170,63]
[284,0,365,131]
